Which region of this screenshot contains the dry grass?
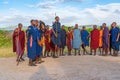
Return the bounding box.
[0,48,15,58]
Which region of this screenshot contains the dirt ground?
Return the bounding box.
[1,55,120,80]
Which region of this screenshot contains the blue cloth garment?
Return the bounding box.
[27,25,37,60]
[51,22,61,46]
[60,29,66,48]
[36,29,42,56]
[111,27,119,51]
[72,29,81,50]
[81,30,89,46]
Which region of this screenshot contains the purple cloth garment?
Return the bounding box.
[102,27,109,49]
[15,36,22,56]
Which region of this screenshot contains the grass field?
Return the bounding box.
[0,27,91,58]
[0,48,15,58]
[0,30,14,58]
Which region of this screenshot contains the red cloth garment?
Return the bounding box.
[66,31,73,50]
[90,29,100,50]
[13,29,25,55]
[45,30,51,52]
[13,29,18,52]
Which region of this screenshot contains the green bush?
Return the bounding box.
[0,30,12,48]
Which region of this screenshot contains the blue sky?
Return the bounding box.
[0,0,120,28]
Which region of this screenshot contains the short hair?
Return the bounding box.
[93,25,97,28]
[55,16,59,19]
[68,27,71,29]
[18,23,22,26]
[112,22,117,25]
[102,23,106,26]
[30,19,34,23]
[35,20,38,22]
[82,26,86,28]
[39,20,45,30]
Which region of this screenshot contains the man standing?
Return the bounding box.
[102,23,109,56]
[72,24,81,56]
[51,16,61,58]
[13,23,25,63]
[90,25,100,55]
[60,25,66,56]
[111,22,120,56]
[98,26,103,55]
[35,20,44,64]
[44,25,51,57]
[66,27,73,55]
[81,26,89,55]
[27,20,37,66]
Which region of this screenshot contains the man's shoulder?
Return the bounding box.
[21,30,25,33]
[28,25,33,30]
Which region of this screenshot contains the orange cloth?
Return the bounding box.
[38,36,45,46]
[99,29,103,47]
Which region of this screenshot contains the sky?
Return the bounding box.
[0,0,120,28]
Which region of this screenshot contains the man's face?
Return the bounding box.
[55,17,59,22]
[32,21,35,26]
[62,26,64,29]
[46,26,49,30]
[41,24,45,30]
[93,26,96,29]
[102,24,106,28]
[18,24,22,30]
[112,23,116,27]
[75,24,78,29]
[35,21,39,27]
[68,28,71,31]
[83,27,86,30]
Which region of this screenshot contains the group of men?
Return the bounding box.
[13,16,120,66]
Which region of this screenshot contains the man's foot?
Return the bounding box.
[113,53,118,57]
[29,62,37,66]
[40,61,45,63]
[53,56,58,58]
[62,54,65,56]
[90,53,92,55]
[47,55,51,57]
[20,58,25,61]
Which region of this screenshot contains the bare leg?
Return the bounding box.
[44,50,47,58]
[90,49,92,55]
[114,50,118,56]
[20,53,25,61]
[70,50,71,55]
[62,48,64,56]
[74,49,77,56]
[105,48,108,56]
[109,48,112,55]
[78,50,81,55]
[82,45,86,55]
[94,50,96,56]
[99,48,101,55]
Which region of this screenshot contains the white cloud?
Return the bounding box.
[2,1,9,5]
[26,0,57,9]
[1,3,120,28]
[57,0,83,2]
